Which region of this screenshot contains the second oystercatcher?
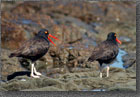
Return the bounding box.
[9,29,59,78]
[88,32,121,78]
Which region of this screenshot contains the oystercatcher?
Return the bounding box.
[88,32,121,78]
[9,29,59,78]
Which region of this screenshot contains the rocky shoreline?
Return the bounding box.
[1,1,136,91]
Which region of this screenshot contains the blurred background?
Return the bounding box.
[1,1,136,91]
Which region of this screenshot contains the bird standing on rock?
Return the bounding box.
[88,32,122,78]
[9,29,59,78]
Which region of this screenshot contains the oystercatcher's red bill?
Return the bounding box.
[48,34,59,46]
[116,38,122,44]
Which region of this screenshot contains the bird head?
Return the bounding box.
[107,32,122,44]
[38,29,59,46]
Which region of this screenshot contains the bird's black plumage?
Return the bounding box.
[9,29,58,78]
[9,29,50,62]
[88,32,121,78]
[88,32,119,64]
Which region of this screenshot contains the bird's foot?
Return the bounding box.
[31,74,40,78]
[34,72,42,76]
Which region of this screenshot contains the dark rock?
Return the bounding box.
[122,52,136,68]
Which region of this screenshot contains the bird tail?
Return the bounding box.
[87,57,94,62]
[9,53,18,58]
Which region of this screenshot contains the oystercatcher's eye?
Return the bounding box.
[45,31,48,34]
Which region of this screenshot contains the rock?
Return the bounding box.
[122,52,136,68]
[1,66,136,91]
[108,79,136,91]
[1,49,26,81]
[22,86,64,91]
[65,80,80,91]
[54,16,98,33]
[1,14,28,49]
[1,12,61,49]
[1,76,65,91]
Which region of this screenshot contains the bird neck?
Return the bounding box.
[106,39,117,45]
[37,36,50,44]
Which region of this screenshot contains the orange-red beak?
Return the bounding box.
[48,34,59,46]
[116,38,122,44]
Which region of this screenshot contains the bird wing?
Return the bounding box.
[15,37,49,57]
[88,41,117,61]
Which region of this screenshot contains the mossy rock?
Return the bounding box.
[22,86,64,91]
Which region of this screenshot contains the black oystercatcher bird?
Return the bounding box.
[9,29,59,78]
[88,32,121,78]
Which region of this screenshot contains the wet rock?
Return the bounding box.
[122,52,136,69]
[1,49,26,81]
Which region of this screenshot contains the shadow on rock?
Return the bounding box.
[7,71,31,81]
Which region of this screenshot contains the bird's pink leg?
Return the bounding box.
[100,72,102,78]
[99,65,103,78]
[33,66,42,76]
[30,63,40,78]
[106,66,110,77]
